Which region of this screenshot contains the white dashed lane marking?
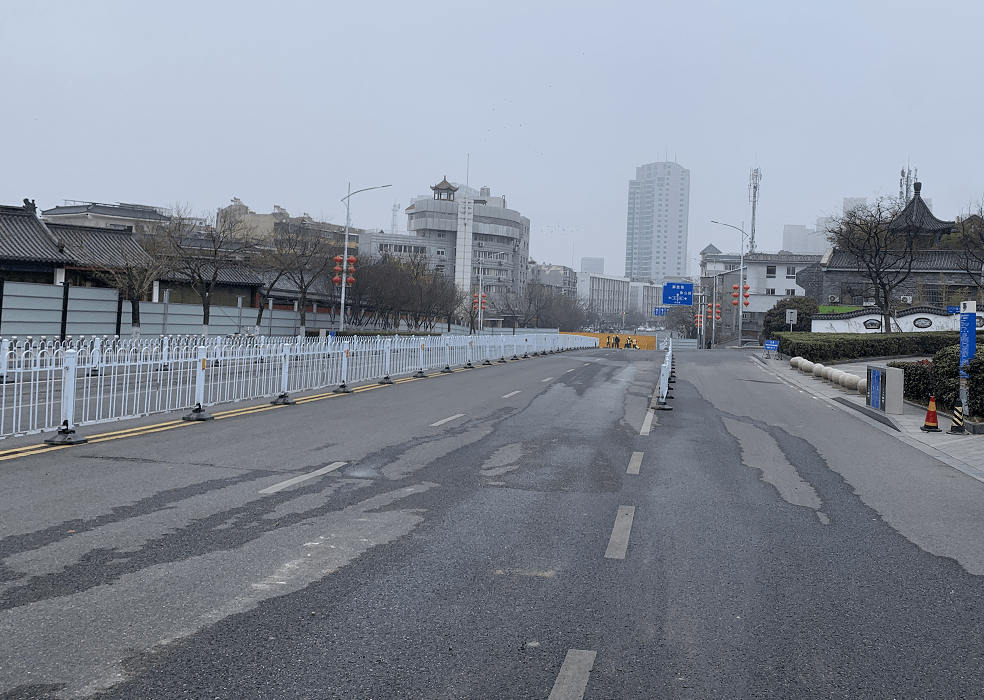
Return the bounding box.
[501,391,522,398]
[259,462,347,494]
[430,413,465,427]
[627,452,643,475]
[547,649,597,700]
[604,506,636,559]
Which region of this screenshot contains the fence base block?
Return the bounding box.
[379,376,394,385]
[441,365,454,374]
[271,393,296,406]
[182,403,214,421]
[333,383,353,394]
[44,423,88,445]
[413,370,427,378]
[483,359,493,365]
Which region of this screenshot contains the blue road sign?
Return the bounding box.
[662,282,694,306]
[653,307,667,317]
[960,312,976,379]
[764,340,779,351]
[948,306,961,314]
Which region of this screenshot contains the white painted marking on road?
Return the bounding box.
[627,452,643,475]
[640,410,655,436]
[604,505,635,559]
[542,377,554,382]
[565,369,575,373]
[501,390,522,398]
[259,462,347,494]
[430,413,465,427]
[548,649,597,700]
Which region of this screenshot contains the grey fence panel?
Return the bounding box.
[1,282,65,336]
[65,286,122,338]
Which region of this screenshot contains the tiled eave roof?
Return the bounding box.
[825,249,977,273]
[887,192,954,233]
[0,205,74,264]
[46,223,151,269]
[162,264,263,287]
[814,305,952,320]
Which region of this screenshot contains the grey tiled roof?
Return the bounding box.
[0,205,74,263]
[814,305,950,320]
[41,202,169,222]
[826,249,974,272]
[46,223,151,269]
[888,191,954,233]
[163,264,263,287]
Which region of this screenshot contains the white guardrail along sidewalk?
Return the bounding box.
[0,333,598,439]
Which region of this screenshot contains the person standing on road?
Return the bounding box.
[614,335,620,348]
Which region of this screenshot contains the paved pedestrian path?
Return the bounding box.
[756,355,984,483]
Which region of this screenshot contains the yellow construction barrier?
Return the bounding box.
[561,331,657,350]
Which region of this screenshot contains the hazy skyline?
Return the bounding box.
[4,0,982,278]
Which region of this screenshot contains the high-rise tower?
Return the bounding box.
[625,161,690,280]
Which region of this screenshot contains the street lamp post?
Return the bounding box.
[710,220,747,347]
[338,182,391,332]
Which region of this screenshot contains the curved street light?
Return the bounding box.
[710,220,748,347]
[338,183,391,332]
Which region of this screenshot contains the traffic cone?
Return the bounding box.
[920,396,942,432]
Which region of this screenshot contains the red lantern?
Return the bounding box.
[743,300,750,306]
[733,284,739,290]
[732,292,739,298]
[332,275,342,285]
[334,265,342,273]
[715,315,721,321]
[347,256,357,264]
[732,300,739,306]
[346,276,355,286]
[743,292,750,299]
[334,255,343,264]
[347,267,355,275]
[743,284,750,291]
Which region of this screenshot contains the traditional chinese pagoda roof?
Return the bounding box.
[887,182,954,233]
[430,177,458,192]
[700,243,722,255]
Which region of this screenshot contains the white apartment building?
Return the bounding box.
[577,272,630,320]
[580,257,604,275]
[625,161,691,281]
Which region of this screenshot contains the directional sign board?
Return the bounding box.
[948,305,961,314]
[653,307,667,317]
[764,340,779,351]
[661,282,694,306]
[960,301,976,380]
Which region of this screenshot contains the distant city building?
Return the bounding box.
[532,263,576,297]
[629,280,661,315]
[577,272,630,321]
[42,200,171,235]
[782,224,829,254]
[401,179,530,296]
[217,198,361,250]
[580,256,604,275]
[625,161,690,281]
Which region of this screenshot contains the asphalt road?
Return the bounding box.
[3,348,984,699]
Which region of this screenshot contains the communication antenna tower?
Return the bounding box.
[748,167,762,253]
[900,161,914,202]
[391,202,399,235]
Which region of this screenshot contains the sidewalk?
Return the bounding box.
[755,355,984,484]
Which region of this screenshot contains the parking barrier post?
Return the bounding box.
[45,349,88,444]
[271,343,296,405]
[379,338,395,384]
[334,341,354,393]
[183,346,214,421]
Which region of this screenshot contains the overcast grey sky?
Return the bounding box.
[3,0,982,276]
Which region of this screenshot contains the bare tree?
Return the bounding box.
[951,206,984,292]
[157,206,257,336]
[279,224,336,335]
[826,197,911,333]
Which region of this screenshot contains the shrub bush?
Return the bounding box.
[887,359,933,402]
[776,331,962,364]
[888,344,984,419]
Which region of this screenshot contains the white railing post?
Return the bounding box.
[414,340,427,378]
[183,346,214,421]
[44,348,88,444]
[441,335,454,373]
[0,339,8,383]
[271,343,296,405]
[334,341,353,393]
[379,338,394,384]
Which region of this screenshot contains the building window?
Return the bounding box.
[766,288,776,295]
[785,289,796,296]
[786,266,796,278]
[766,265,776,278]
[436,249,445,256]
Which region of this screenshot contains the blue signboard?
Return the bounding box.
[947,306,961,314]
[661,282,694,306]
[869,368,882,410]
[764,340,779,351]
[653,307,667,317]
[960,312,976,379]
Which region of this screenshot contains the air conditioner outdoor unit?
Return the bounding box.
[900,295,913,304]
[828,295,839,303]
[477,242,484,247]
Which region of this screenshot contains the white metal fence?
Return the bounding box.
[0,333,598,439]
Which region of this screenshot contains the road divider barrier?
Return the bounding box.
[0,333,597,440]
[653,340,674,411]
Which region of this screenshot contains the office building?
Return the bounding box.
[580,257,604,275]
[625,161,690,281]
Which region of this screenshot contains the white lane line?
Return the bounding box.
[541,377,554,382]
[627,452,643,475]
[259,462,347,495]
[565,369,575,373]
[640,410,655,436]
[548,649,597,700]
[430,413,465,427]
[501,391,522,398]
[604,505,636,559]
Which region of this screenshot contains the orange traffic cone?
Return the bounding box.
[921,396,942,432]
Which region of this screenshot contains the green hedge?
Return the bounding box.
[777,331,962,364]
[888,344,984,419]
